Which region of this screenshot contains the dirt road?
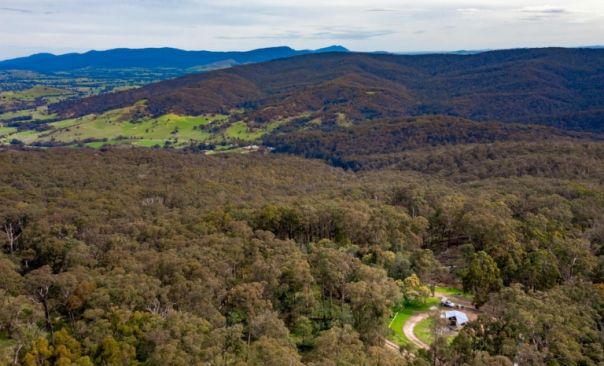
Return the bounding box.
[403,312,431,349]
[401,292,478,350]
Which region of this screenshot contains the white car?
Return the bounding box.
[441,297,455,308]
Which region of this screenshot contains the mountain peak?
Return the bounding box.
[315,45,349,53]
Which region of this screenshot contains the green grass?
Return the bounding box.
[388,312,411,345]
[435,286,471,299]
[0,336,15,351]
[40,109,221,144]
[0,338,13,345]
[265,119,288,132]
[84,140,125,148]
[388,297,440,346]
[12,86,71,99]
[85,139,168,149]
[414,317,435,345]
[0,109,33,121]
[85,141,108,149]
[131,139,166,148]
[0,126,17,136]
[1,106,311,150]
[0,107,57,123]
[224,121,265,141]
[3,86,72,98]
[8,129,42,144]
[50,117,82,129]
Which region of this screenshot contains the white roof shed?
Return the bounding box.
[444,310,469,325]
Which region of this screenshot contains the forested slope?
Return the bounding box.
[265,116,602,170]
[51,48,604,132]
[0,147,602,365]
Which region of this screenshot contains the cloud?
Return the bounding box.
[520,5,569,14]
[518,5,572,21]
[366,8,398,13]
[309,27,396,40]
[217,27,395,41]
[0,0,603,59]
[0,7,34,14]
[0,6,53,15]
[216,31,301,40]
[457,8,481,15]
[519,5,571,20]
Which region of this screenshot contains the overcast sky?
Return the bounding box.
[0,0,603,60]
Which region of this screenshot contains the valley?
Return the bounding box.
[0,45,603,366]
[2,47,603,155]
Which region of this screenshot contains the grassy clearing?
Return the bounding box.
[0,107,57,122]
[131,139,166,148]
[388,312,410,346]
[50,118,82,129]
[224,121,265,141]
[84,139,167,149]
[0,86,72,104]
[388,297,440,346]
[414,317,435,345]
[0,107,311,150]
[9,130,42,144]
[84,140,125,148]
[0,126,17,136]
[40,109,221,144]
[1,86,71,99]
[0,109,31,121]
[435,286,471,299]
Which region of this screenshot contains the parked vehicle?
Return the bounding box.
[441,297,455,308]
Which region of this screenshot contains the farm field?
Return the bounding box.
[32,109,275,148]
[0,98,306,150]
[42,111,217,142]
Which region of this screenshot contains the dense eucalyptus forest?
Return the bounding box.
[0,144,602,365]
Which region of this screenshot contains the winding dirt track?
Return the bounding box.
[402,292,477,350]
[403,312,431,349]
[387,292,478,352]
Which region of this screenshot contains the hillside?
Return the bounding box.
[2,46,604,366]
[264,116,601,170]
[51,48,604,132]
[0,146,603,365]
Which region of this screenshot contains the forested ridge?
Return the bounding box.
[0,46,348,74]
[264,116,604,171]
[0,147,602,365]
[51,48,604,132]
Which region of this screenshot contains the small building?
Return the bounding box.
[443,310,469,328]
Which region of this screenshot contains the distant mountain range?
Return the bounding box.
[0,46,349,73]
[52,47,604,132]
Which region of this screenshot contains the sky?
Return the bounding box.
[0,0,603,60]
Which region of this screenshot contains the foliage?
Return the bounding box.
[462,251,503,307]
[399,274,431,305]
[0,146,602,365]
[50,49,604,132]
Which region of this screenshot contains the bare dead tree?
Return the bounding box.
[2,214,27,254]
